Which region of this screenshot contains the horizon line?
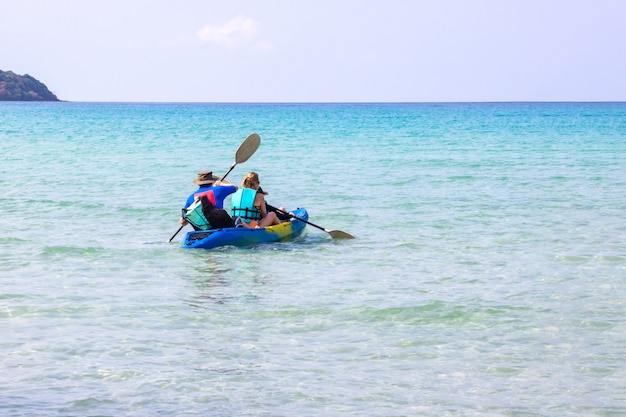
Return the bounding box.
[11,100,626,105]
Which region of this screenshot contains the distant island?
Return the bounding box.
[0,70,60,101]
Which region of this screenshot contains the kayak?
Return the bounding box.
[181,208,308,249]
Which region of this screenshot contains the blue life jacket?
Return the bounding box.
[231,188,261,224]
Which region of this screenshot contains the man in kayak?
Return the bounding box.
[179,170,238,227]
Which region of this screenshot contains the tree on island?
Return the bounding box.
[0,70,60,101]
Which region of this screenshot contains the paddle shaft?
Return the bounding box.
[266,203,355,239]
[167,224,185,243]
[219,163,237,182]
[265,203,322,230]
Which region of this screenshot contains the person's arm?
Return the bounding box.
[214,181,237,191]
[212,185,238,208]
[254,193,268,217]
[180,193,194,224]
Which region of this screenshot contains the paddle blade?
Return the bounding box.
[327,229,356,239]
[235,133,261,164]
[219,133,261,182]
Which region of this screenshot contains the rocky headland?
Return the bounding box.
[0,70,60,101]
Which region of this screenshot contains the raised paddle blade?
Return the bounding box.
[235,133,260,164]
[220,133,261,182]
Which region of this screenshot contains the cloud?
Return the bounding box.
[197,15,271,51]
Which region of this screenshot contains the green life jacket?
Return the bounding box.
[231,188,261,224]
[183,195,234,230]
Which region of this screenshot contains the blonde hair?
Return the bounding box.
[242,172,259,189]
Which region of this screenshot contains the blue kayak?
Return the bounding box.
[182,208,308,249]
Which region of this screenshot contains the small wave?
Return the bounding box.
[141,241,169,246]
[349,301,534,327]
[0,236,28,244]
[555,254,626,263]
[37,245,107,258]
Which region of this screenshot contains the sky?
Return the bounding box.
[1,0,625,102]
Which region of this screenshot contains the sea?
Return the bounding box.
[1,101,625,416]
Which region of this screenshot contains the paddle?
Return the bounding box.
[220,133,260,181]
[167,133,261,243]
[266,203,355,239]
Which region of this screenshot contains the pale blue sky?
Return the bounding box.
[2,0,624,102]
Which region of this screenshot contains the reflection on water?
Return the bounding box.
[185,251,268,307]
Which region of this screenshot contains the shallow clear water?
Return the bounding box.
[1,102,625,416]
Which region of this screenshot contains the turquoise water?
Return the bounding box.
[1,102,625,416]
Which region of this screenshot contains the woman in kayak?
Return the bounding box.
[231,172,282,228]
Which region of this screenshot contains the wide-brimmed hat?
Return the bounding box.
[193,170,227,186]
